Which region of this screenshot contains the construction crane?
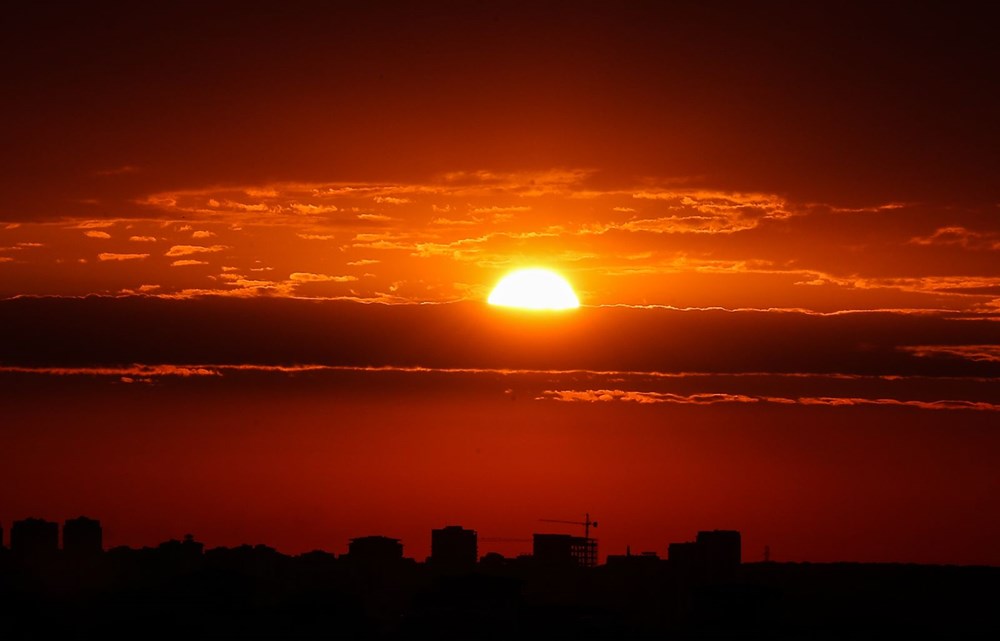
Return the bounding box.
[539,513,599,568]
[539,513,598,541]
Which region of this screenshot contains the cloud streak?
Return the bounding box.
[2,361,996,412]
[165,244,228,257]
[539,389,1000,412]
[98,253,149,261]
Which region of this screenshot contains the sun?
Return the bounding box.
[487,268,580,310]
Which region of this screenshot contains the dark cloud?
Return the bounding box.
[2,297,998,378]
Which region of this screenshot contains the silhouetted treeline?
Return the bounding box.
[1,540,996,639]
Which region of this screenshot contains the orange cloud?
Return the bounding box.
[540,390,1000,411]
[165,244,227,257]
[909,226,1000,250]
[541,389,760,404]
[71,220,115,229]
[84,230,112,239]
[469,205,531,214]
[289,272,358,283]
[290,203,339,215]
[171,259,209,267]
[901,345,1000,363]
[98,252,149,261]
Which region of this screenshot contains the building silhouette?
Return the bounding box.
[697,529,741,575]
[10,518,59,559]
[668,530,742,579]
[430,525,477,572]
[63,516,103,557]
[606,547,660,569]
[668,541,702,569]
[532,533,598,568]
[155,534,205,574]
[347,535,403,563]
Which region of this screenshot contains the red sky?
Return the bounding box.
[1,2,998,565]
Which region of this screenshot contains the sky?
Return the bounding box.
[1,2,998,565]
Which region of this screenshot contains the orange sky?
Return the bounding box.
[1,2,998,565]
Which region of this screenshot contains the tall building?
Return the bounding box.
[532,533,598,568]
[63,516,103,556]
[430,525,477,572]
[696,529,741,576]
[10,518,59,559]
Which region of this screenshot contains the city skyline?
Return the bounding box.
[0,514,752,574]
[3,515,739,567]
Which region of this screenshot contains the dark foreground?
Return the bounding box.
[1,548,996,639]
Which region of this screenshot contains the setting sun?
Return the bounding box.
[487,268,580,309]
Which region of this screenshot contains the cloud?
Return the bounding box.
[4,358,996,412]
[430,217,478,226]
[165,244,227,257]
[468,205,531,214]
[830,275,1000,296]
[191,230,215,239]
[84,230,112,239]
[70,221,115,229]
[288,272,358,283]
[909,226,1000,250]
[8,174,1000,311]
[539,389,1000,412]
[211,199,273,212]
[118,284,162,295]
[0,364,220,377]
[1,299,996,380]
[794,397,1000,411]
[290,203,339,214]
[171,259,209,267]
[129,235,157,242]
[347,259,380,266]
[901,345,1000,363]
[541,389,760,404]
[98,252,149,261]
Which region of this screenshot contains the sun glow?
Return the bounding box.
[487,268,580,310]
